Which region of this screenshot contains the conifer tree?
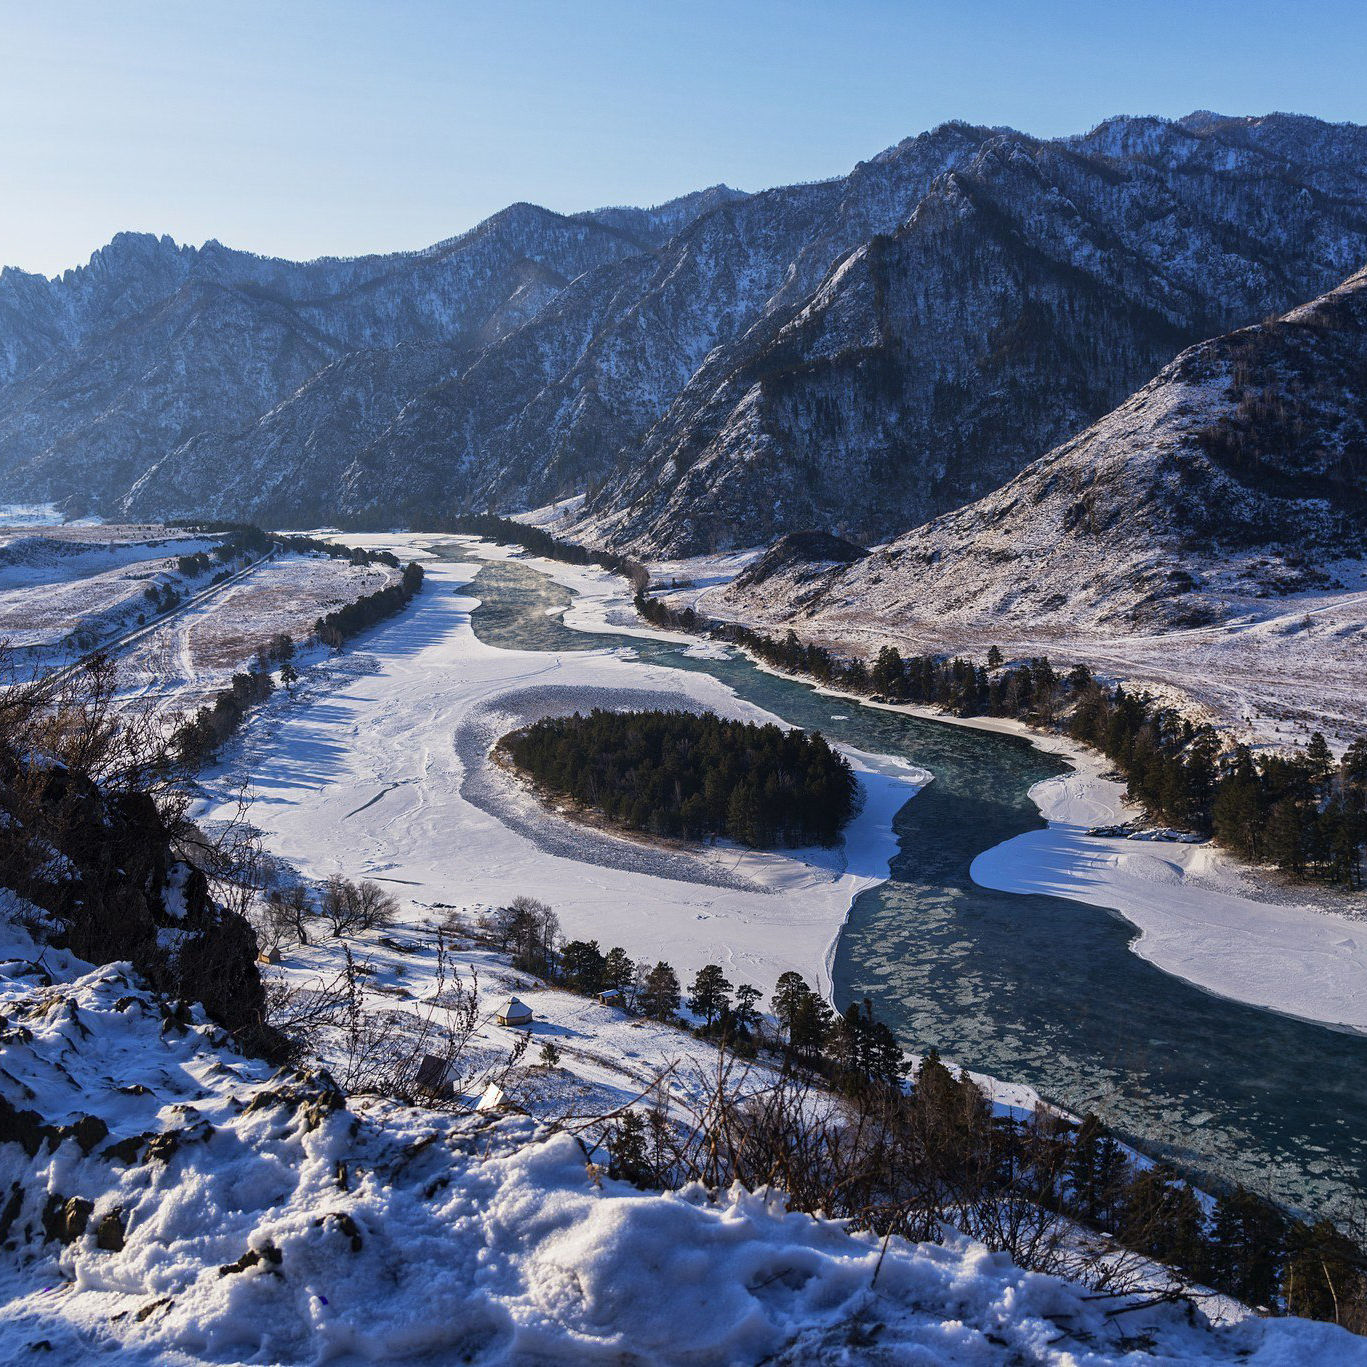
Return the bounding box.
[639,961,681,1021]
[687,963,732,1029]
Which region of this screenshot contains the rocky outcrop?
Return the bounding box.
[0,753,271,1048]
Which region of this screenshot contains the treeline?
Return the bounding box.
[170,519,402,568]
[1073,683,1367,887]
[636,595,1367,888]
[172,561,424,765]
[171,664,278,765]
[500,707,857,848]
[176,542,241,578]
[479,901,1367,1329]
[450,513,649,590]
[315,561,424,649]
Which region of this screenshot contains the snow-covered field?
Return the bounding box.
[708,563,1367,755]
[0,518,401,715]
[117,552,398,707]
[0,526,217,656]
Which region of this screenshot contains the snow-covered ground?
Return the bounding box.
[0,527,218,657]
[116,552,398,708]
[710,562,1367,755]
[0,501,103,527]
[6,923,1354,1364]
[970,736,1367,1034]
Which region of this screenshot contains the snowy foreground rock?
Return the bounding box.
[2,949,1361,1364]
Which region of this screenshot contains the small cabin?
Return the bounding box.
[415,1053,452,1097]
[597,988,624,1008]
[257,947,281,966]
[495,995,533,1027]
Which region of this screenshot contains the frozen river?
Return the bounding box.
[460,548,1367,1219]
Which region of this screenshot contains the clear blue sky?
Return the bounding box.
[3,0,1364,277]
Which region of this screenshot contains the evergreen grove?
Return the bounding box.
[499,708,858,848]
[635,598,1367,888]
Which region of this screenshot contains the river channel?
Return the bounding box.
[455,547,1366,1217]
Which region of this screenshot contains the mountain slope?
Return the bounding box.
[329,122,996,528]
[5,113,1367,544]
[584,114,1367,555]
[725,266,1367,633]
[0,208,650,515]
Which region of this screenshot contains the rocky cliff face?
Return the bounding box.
[724,266,1367,632]
[0,751,270,1047]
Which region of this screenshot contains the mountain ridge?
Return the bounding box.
[721,264,1367,633]
[3,111,1367,550]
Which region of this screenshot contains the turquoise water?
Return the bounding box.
[456,550,1367,1216]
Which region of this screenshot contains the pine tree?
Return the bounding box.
[608,1110,652,1187]
[603,946,634,996]
[640,962,681,1021]
[687,964,733,1029]
[1208,1187,1285,1308]
[560,939,606,995]
[771,971,811,1043]
[733,983,761,1035]
[1284,1219,1366,1323]
[1306,731,1334,798]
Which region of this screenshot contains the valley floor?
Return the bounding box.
[199,539,925,1018]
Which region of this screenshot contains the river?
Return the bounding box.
[455,548,1367,1218]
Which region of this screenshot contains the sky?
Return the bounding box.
[2,0,1365,277]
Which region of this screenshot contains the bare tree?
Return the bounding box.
[321,875,398,937]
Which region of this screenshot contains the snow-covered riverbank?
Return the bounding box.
[970,740,1367,1034]
[528,541,1367,1038]
[201,542,923,1006]
[425,535,1367,1034]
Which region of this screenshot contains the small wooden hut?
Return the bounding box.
[495,996,533,1027]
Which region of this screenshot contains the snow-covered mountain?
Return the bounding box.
[0,205,660,516]
[4,113,1367,548]
[724,265,1367,633]
[585,113,1367,554]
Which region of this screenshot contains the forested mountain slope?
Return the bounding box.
[0,206,654,515]
[724,265,1367,632]
[4,113,1367,551]
[584,113,1367,554]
